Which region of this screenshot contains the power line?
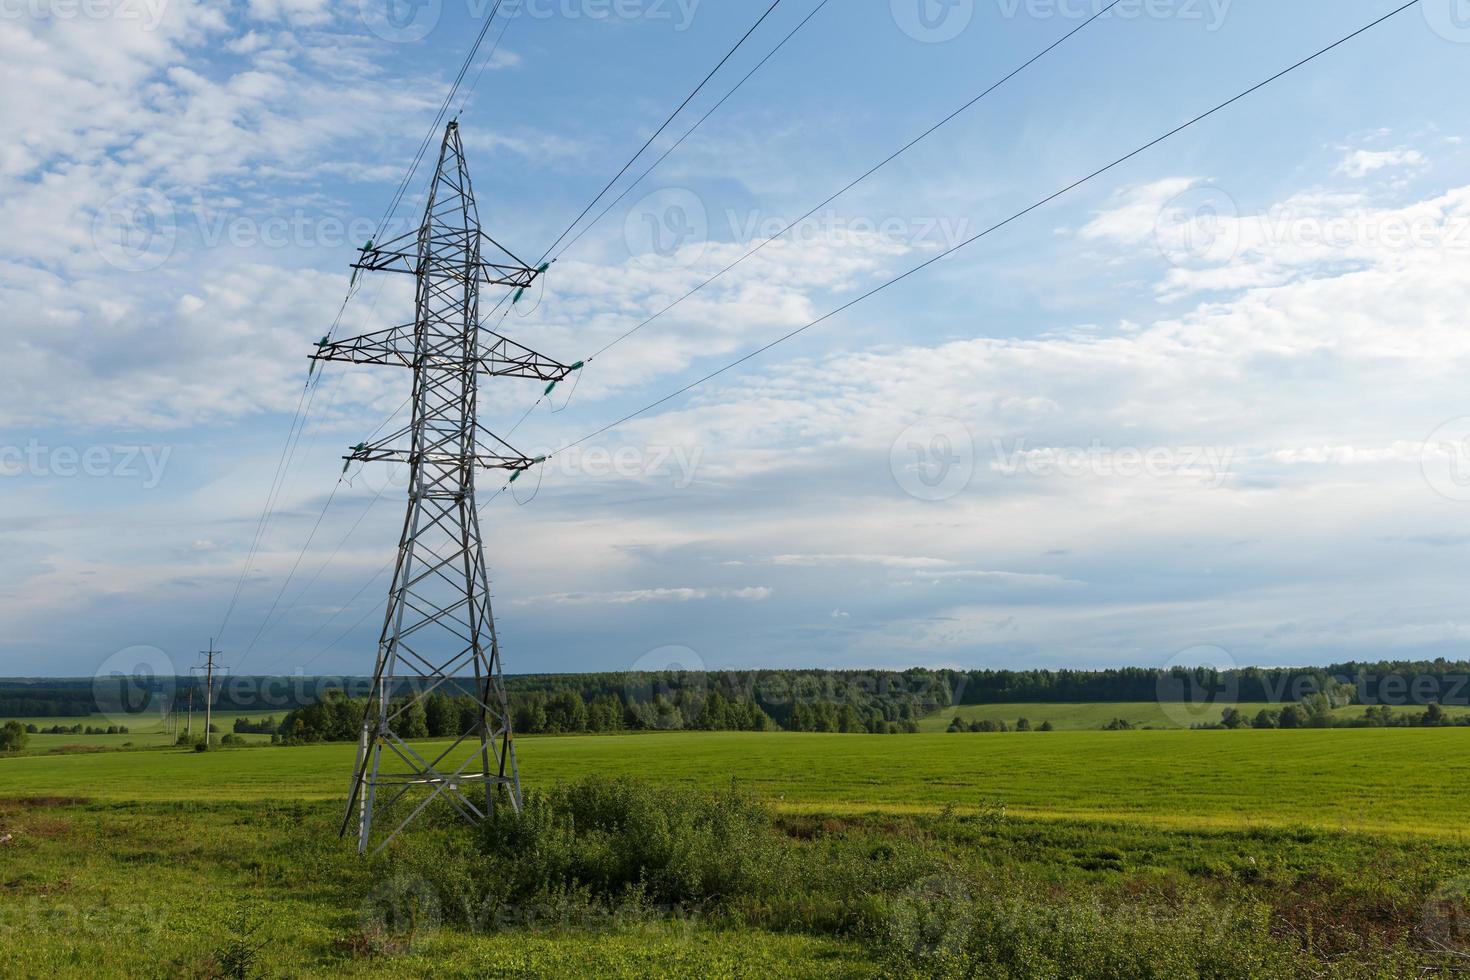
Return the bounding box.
[547,0,834,264]
[535,0,1419,464]
[475,0,1119,432]
[236,479,343,663]
[374,0,512,243]
[586,0,1127,363]
[457,0,518,117]
[532,0,789,266]
[216,365,331,642]
[478,0,796,332]
[237,393,416,671]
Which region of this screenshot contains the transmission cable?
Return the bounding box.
[586,0,1128,363]
[533,0,787,265]
[481,0,1119,428]
[374,0,511,243]
[520,0,1419,476]
[547,0,833,265]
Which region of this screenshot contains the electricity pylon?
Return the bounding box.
[313,120,570,854]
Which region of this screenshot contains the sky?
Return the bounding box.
[3,0,1470,680]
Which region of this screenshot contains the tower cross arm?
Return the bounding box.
[351,229,543,288]
[343,424,538,473]
[311,326,574,382]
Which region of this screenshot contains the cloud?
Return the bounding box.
[1077,177,1198,245]
[1335,147,1426,178]
[512,586,773,606]
[769,554,954,569]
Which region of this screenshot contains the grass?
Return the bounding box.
[3,710,281,752]
[919,701,1470,731]
[3,731,1470,975]
[0,796,874,978]
[2,728,1469,836]
[1,784,1466,977]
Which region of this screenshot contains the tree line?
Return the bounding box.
[1206,700,1470,729]
[7,660,1470,721]
[269,671,947,743]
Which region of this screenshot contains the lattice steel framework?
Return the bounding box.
[313,120,570,854]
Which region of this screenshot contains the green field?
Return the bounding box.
[3,729,1469,976]
[2,710,282,751]
[2,728,1468,834]
[920,701,1470,732]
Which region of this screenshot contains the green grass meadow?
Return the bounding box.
[2,728,1469,976]
[2,728,1466,834]
[5,710,282,752]
[919,701,1470,731]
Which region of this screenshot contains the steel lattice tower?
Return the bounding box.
[313,121,570,853]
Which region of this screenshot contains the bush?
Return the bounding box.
[0,720,29,752]
[378,778,1312,977]
[477,777,781,911]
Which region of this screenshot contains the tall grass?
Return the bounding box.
[376,777,1454,978]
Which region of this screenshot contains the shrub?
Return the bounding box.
[477,777,781,911]
[0,720,29,752]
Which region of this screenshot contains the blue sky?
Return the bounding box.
[4,0,1470,679]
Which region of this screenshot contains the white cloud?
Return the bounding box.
[1078,177,1197,245]
[513,586,773,606]
[1335,147,1426,178]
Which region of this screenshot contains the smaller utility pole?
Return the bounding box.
[185,687,194,740]
[192,640,226,748]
